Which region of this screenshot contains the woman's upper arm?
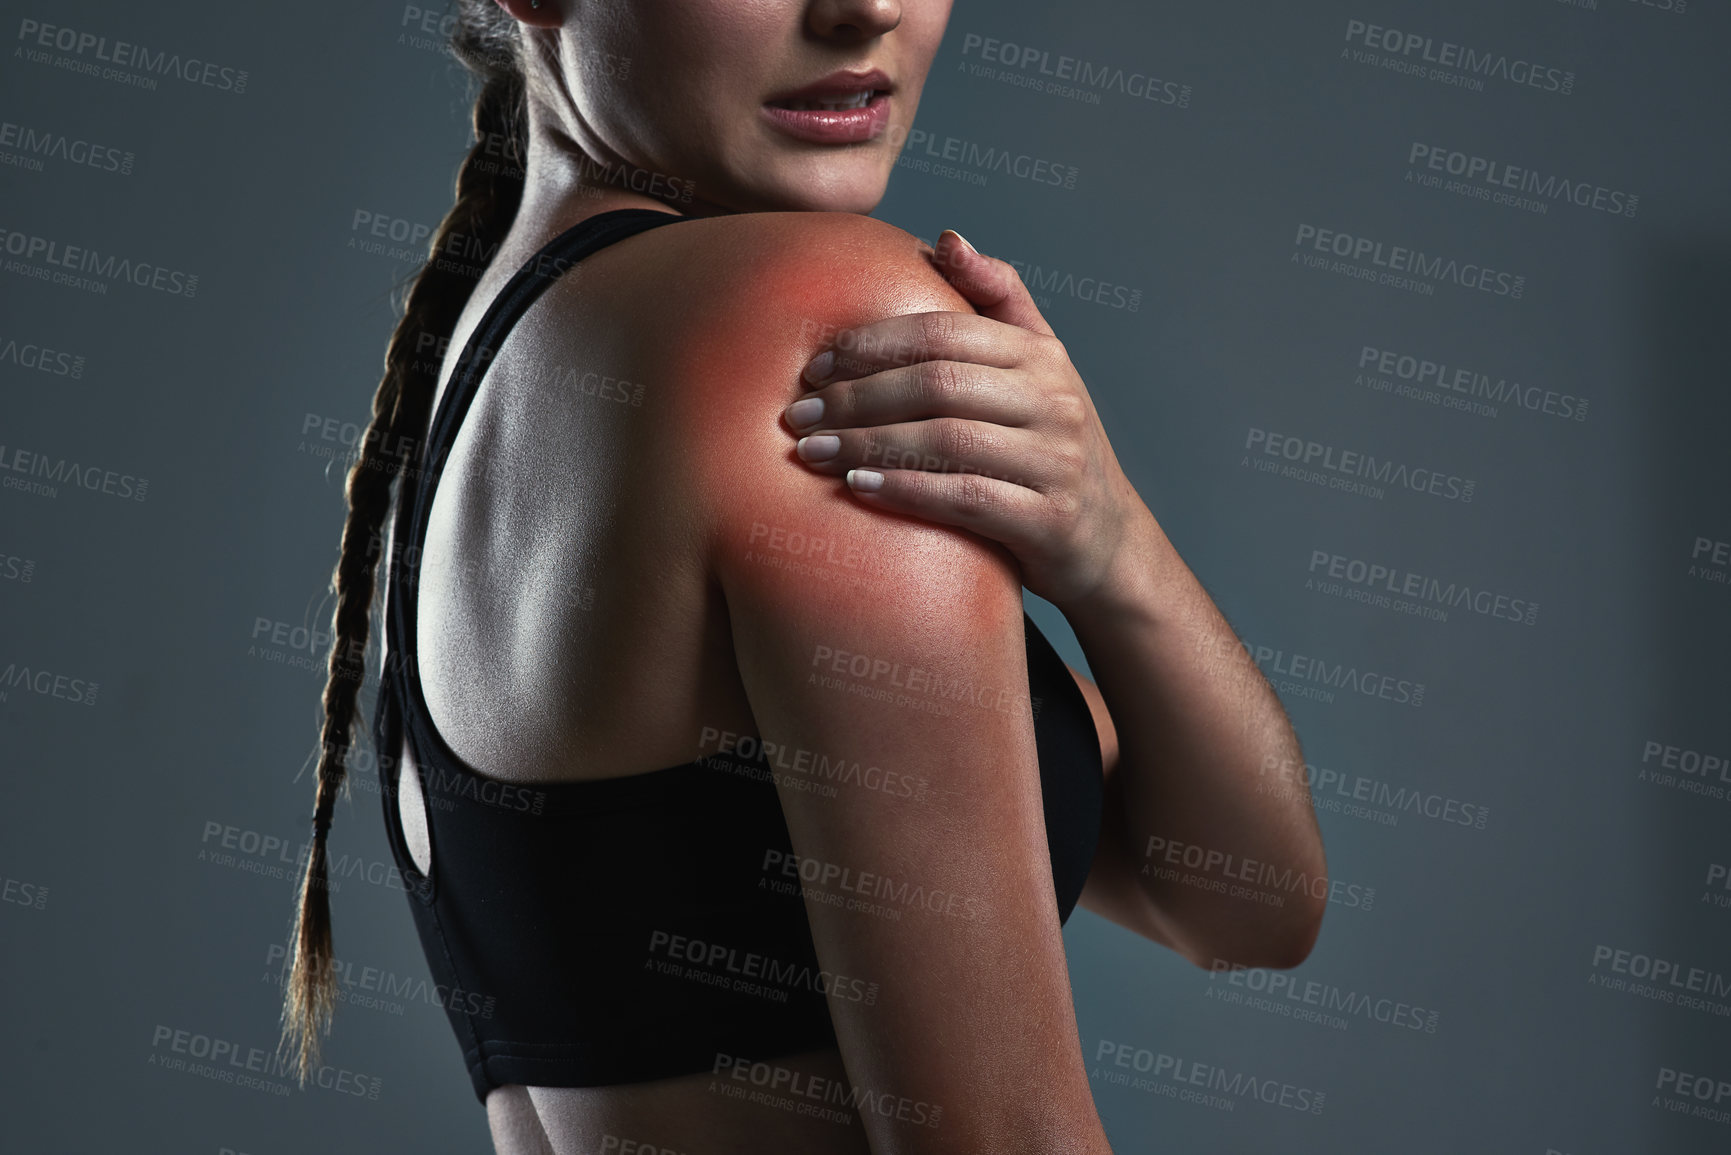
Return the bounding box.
[669,218,1111,1154]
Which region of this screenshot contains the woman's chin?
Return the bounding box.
[746,172,891,216]
[686,142,886,215]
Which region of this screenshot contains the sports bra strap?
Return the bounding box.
[386,207,691,706]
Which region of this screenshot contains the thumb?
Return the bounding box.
[931,229,1055,337]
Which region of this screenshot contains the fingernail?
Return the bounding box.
[802,350,835,384]
[797,435,840,462]
[945,229,978,255]
[783,397,824,430]
[847,469,884,492]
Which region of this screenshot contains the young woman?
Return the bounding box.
[284,2,1326,1152]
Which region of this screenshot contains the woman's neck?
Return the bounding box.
[513,99,735,239]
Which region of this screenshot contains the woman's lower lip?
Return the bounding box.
[759,93,891,145]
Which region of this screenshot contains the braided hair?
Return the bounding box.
[280,2,534,1083]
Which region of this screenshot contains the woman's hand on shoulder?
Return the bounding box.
[779,229,1149,609]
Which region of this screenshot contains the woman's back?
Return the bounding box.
[412,204,756,784]
[384,202,1112,1154]
[410,205,1015,782]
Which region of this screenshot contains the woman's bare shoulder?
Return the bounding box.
[613,214,971,491]
[532,209,982,579]
[611,210,967,326]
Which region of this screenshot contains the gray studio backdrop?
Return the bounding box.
[3,1,1728,1152]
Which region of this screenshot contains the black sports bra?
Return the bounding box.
[373,208,1105,1103]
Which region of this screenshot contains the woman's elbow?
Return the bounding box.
[1249,904,1325,970]
[1175,897,1326,973]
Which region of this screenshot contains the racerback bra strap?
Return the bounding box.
[384,207,691,726]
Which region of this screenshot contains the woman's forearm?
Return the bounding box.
[1057,498,1327,969]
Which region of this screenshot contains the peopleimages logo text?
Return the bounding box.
[1408,143,1637,218]
[0,443,149,501]
[0,228,198,297]
[896,127,1079,189]
[0,119,134,174]
[1307,550,1537,626]
[1004,256,1142,312]
[958,33,1191,107]
[16,19,250,93]
[1294,224,1523,298]
[1343,18,1573,94]
[1245,427,1475,503]
[1357,345,1587,422]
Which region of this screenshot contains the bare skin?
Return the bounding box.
[388,205,1116,1154]
[370,0,1325,1150]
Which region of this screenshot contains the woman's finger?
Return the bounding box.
[929,230,1056,337]
[793,418,1060,492]
[783,360,1041,436]
[803,309,1040,385]
[841,465,1051,545]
